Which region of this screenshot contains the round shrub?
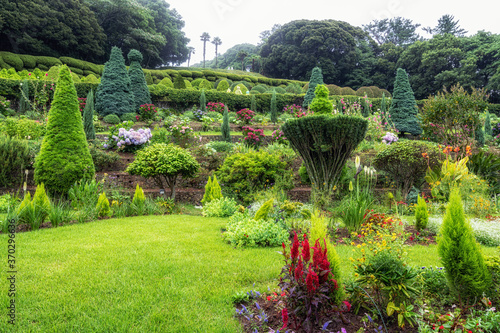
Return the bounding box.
[120,112,138,122]
[35,56,63,68]
[199,79,213,90]
[85,74,99,84]
[103,114,121,124]
[159,77,173,87]
[173,75,186,89]
[217,79,230,92]
[190,78,203,88]
[19,54,36,69]
[273,87,286,94]
[373,140,441,198]
[0,52,24,71]
[216,151,290,204]
[232,83,248,95]
[339,87,356,96]
[326,84,341,96]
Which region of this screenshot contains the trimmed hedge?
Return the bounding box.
[149,85,303,112]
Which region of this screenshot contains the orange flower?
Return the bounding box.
[422,152,428,158]
[453,147,460,153]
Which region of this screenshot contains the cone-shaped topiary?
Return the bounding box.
[132,183,146,207]
[127,49,151,113]
[438,187,491,306]
[389,68,422,136]
[95,46,134,117]
[303,67,324,108]
[200,89,206,112]
[309,84,333,115]
[32,183,51,218]
[251,94,257,112]
[83,89,96,141]
[475,124,485,146]
[270,89,277,124]
[201,176,213,205]
[34,65,95,196]
[211,174,222,201]
[414,195,428,231]
[221,105,231,143]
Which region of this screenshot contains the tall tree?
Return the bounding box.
[389,68,422,136]
[95,46,134,117]
[303,67,324,108]
[260,20,370,84]
[200,32,211,68]
[83,89,96,142]
[363,17,421,46]
[237,50,248,71]
[424,14,467,37]
[0,0,106,62]
[34,65,95,195]
[127,49,151,113]
[186,46,195,67]
[211,36,222,68]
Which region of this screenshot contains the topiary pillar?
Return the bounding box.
[83,89,96,141]
[309,84,333,115]
[389,68,422,136]
[95,46,134,118]
[127,49,151,113]
[251,94,257,112]
[34,65,95,196]
[303,67,324,108]
[200,89,206,112]
[221,105,231,142]
[270,89,277,124]
[484,112,492,136]
[282,115,368,205]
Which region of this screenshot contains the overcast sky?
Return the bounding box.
[165,0,500,67]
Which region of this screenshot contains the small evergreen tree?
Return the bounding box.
[484,112,492,136]
[251,94,257,112]
[132,183,146,215]
[95,46,134,117]
[309,84,333,115]
[389,68,422,136]
[201,176,213,205]
[200,89,206,112]
[380,92,388,127]
[475,125,485,146]
[414,195,428,231]
[19,79,30,113]
[96,192,111,218]
[255,198,273,220]
[83,89,96,141]
[438,188,491,306]
[221,105,231,142]
[361,96,370,117]
[303,67,324,108]
[127,49,151,113]
[211,174,222,201]
[34,65,95,195]
[270,89,277,124]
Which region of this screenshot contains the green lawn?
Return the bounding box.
[1,215,498,332]
[0,215,282,332]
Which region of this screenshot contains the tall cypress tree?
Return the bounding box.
[251,94,257,112]
[303,67,324,108]
[83,89,96,141]
[380,92,388,127]
[484,112,492,136]
[95,46,134,117]
[389,68,422,136]
[34,65,95,195]
[221,105,231,142]
[200,89,206,112]
[128,49,151,113]
[270,89,277,124]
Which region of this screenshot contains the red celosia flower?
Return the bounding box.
[343,300,351,312]
[267,296,272,301]
[302,234,310,262]
[294,258,304,281]
[281,308,288,330]
[306,266,319,293]
[291,232,299,260]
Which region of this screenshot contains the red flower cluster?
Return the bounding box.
[207,101,225,113]
[78,97,86,112]
[138,104,157,121]
[242,126,265,148]
[236,108,255,124]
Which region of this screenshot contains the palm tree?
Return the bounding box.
[187,47,195,67]
[200,32,211,68]
[211,37,222,68]
[237,50,248,71]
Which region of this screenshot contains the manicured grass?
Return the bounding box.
[0,215,282,332]
[1,215,497,332]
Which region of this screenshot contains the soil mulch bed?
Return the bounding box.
[235,294,418,333]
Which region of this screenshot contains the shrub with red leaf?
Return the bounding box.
[279,232,349,332]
